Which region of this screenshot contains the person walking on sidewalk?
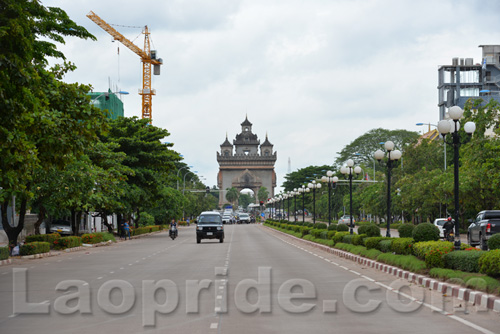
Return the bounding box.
[123,220,131,240]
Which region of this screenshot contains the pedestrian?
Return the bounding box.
[123,220,131,240]
[119,221,125,240]
[186,217,190,226]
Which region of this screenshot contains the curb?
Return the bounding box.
[263,225,500,313]
[0,259,12,266]
[21,251,60,259]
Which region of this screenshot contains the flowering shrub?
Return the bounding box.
[391,238,414,255]
[81,233,104,244]
[53,236,82,250]
[413,241,454,268]
[20,242,50,256]
[26,233,60,247]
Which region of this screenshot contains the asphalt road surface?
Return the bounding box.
[0,225,498,334]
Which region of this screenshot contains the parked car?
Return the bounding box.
[432,218,448,238]
[238,213,251,224]
[467,210,500,250]
[196,211,224,243]
[49,219,72,235]
[222,214,232,224]
[338,215,354,225]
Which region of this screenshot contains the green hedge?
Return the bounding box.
[412,223,439,242]
[53,236,82,250]
[333,232,349,244]
[391,238,414,255]
[487,234,500,250]
[315,223,327,230]
[342,234,357,244]
[429,268,500,295]
[358,224,381,237]
[443,250,486,273]
[379,239,393,253]
[26,233,60,247]
[376,253,427,273]
[20,242,50,256]
[82,233,104,244]
[478,249,500,277]
[364,237,390,250]
[327,231,336,240]
[412,241,454,268]
[352,234,367,246]
[328,224,337,231]
[336,224,349,232]
[0,247,9,260]
[398,224,415,238]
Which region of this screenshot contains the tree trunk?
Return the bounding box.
[135,209,140,228]
[1,198,26,247]
[34,205,46,235]
[102,213,113,233]
[75,211,82,235]
[71,209,77,236]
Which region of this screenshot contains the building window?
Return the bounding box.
[244,150,250,155]
[264,150,269,156]
[224,150,229,156]
[245,127,249,132]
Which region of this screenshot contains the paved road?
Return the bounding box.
[0,225,497,333]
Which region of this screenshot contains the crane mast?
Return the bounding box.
[87,11,162,123]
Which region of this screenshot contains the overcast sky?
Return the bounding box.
[43,0,499,193]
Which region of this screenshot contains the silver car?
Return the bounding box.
[338,215,354,225]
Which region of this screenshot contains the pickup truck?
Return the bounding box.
[467,210,500,250]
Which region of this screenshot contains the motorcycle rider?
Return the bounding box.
[169,219,178,238]
[443,217,455,241]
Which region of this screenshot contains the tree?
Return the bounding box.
[0,1,100,245]
[225,187,239,207]
[257,186,269,202]
[283,165,332,191]
[239,193,254,208]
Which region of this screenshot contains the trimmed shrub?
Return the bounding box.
[319,231,328,239]
[376,253,427,273]
[478,249,500,277]
[342,234,356,244]
[443,250,486,273]
[358,224,380,237]
[487,234,500,250]
[81,233,104,244]
[328,224,337,231]
[412,223,439,242]
[53,236,82,250]
[300,226,311,237]
[365,237,388,250]
[20,242,50,256]
[352,234,367,246]
[429,268,500,294]
[315,223,327,230]
[413,241,454,268]
[391,238,414,255]
[359,248,382,260]
[398,224,415,238]
[333,232,349,244]
[336,224,349,232]
[327,231,336,240]
[25,233,61,247]
[0,247,9,260]
[379,239,393,253]
[310,229,322,238]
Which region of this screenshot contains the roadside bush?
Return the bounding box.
[342,234,356,244]
[20,242,50,256]
[300,226,311,237]
[444,250,486,273]
[358,224,380,237]
[25,233,60,247]
[478,249,500,277]
[0,247,9,260]
[412,223,439,242]
[81,233,104,244]
[315,223,327,230]
[328,224,337,231]
[379,239,393,253]
[391,238,414,255]
[352,234,367,246]
[333,232,349,244]
[376,253,427,273]
[487,234,500,250]
[310,229,322,238]
[336,224,349,232]
[359,248,382,260]
[413,241,454,268]
[398,224,415,238]
[319,231,328,239]
[429,268,500,294]
[365,237,389,250]
[53,236,82,250]
[327,231,336,240]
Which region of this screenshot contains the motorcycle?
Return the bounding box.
[169,225,178,240]
[444,227,454,242]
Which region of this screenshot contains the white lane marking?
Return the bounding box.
[128,263,133,266]
[8,314,17,318]
[83,283,89,286]
[340,266,348,270]
[216,295,222,300]
[210,323,218,329]
[97,277,103,280]
[214,307,221,312]
[110,271,114,274]
[349,270,361,275]
[361,275,375,282]
[120,267,124,270]
[448,315,495,334]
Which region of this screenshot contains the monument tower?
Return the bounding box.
[217,116,277,208]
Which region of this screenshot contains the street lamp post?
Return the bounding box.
[307,181,321,224]
[176,165,193,190]
[287,192,292,222]
[299,185,309,223]
[321,171,339,226]
[341,159,361,234]
[437,106,476,250]
[374,141,402,237]
[293,189,298,222]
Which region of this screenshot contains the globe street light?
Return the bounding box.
[292,189,298,222]
[341,159,362,234]
[298,185,310,223]
[437,106,476,250]
[374,141,402,237]
[321,171,339,226]
[308,180,322,224]
[176,165,193,190]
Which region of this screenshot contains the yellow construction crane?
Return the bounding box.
[87,11,162,122]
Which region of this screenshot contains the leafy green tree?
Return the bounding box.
[257,186,269,202]
[225,187,239,207]
[283,165,332,191]
[0,1,100,245]
[239,193,254,208]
